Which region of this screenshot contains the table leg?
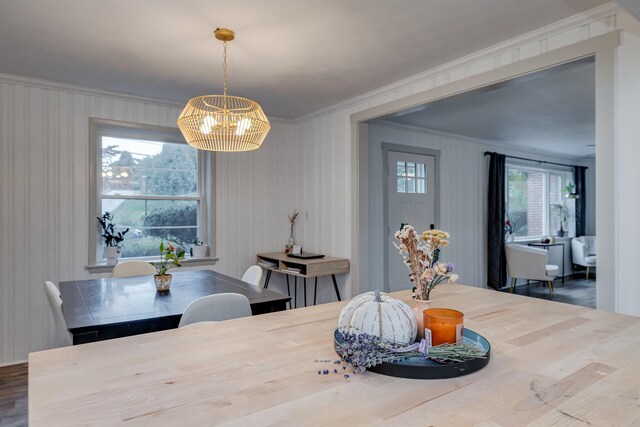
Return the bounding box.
[294,276,297,309]
[264,270,272,289]
[561,245,565,284]
[331,274,341,301]
[314,277,318,305]
[286,274,291,310]
[304,278,307,307]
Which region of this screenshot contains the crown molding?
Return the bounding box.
[0,72,185,109]
[373,120,591,162]
[0,72,294,125]
[296,2,621,122]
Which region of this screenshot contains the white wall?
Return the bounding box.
[614,14,640,315]
[213,120,301,300]
[367,123,593,291]
[0,76,298,365]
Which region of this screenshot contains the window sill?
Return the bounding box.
[85,256,220,274]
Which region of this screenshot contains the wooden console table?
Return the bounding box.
[257,252,349,308]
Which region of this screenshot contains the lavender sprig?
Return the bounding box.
[329,330,486,373]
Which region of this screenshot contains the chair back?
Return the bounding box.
[578,236,597,255]
[44,281,73,347]
[112,260,157,278]
[504,244,551,282]
[241,265,263,287]
[178,293,252,328]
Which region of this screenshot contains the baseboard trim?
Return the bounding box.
[0,359,27,368]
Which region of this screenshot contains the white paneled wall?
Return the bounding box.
[213,119,301,299]
[368,125,487,291]
[0,80,183,364]
[0,77,299,365]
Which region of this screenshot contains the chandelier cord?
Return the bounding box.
[223,40,228,97]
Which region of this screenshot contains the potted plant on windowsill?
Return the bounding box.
[190,237,208,258]
[97,212,129,265]
[150,241,185,291]
[564,182,579,199]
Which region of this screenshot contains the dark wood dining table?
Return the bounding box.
[59,269,290,345]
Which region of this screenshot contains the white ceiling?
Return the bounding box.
[0,0,608,119]
[381,57,595,158]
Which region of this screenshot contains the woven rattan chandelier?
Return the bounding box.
[177,28,270,152]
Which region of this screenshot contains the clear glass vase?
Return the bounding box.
[285,224,295,253]
[413,299,431,339]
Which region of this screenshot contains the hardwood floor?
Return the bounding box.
[507,275,596,308]
[0,363,27,427]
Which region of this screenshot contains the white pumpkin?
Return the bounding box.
[337,290,417,345]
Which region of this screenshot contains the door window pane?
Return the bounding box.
[406,178,416,193]
[396,160,427,194]
[406,163,416,177]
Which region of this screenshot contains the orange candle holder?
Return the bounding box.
[423,308,464,347]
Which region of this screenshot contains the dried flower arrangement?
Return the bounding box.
[393,225,458,301]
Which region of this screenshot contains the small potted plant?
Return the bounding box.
[564,182,579,199]
[150,241,185,291]
[191,237,208,258]
[97,212,129,265]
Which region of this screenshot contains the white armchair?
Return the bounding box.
[572,236,596,280]
[505,244,559,299]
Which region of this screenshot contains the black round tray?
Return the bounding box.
[333,328,490,379]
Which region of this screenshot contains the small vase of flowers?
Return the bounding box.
[394,225,458,338]
[150,241,185,291]
[285,210,299,254]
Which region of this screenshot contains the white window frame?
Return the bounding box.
[88,118,215,268]
[506,163,574,240]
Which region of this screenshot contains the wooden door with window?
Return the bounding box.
[387,151,436,292]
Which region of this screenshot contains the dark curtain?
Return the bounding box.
[574,166,587,237]
[487,152,507,290]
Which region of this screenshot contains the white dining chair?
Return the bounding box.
[241,265,263,287]
[44,281,73,347]
[178,293,252,328]
[112,260,157,278]
[572,236,597,280]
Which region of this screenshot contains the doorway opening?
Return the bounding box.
[349,33,616,310]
